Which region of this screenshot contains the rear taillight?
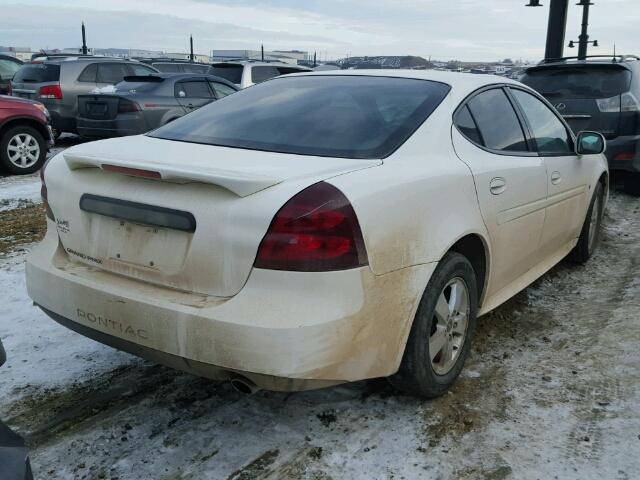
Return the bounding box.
[621,92,640,112]
[117,99,141,113]
[614,152,636,161]
[254,182,368,271]
[40,159,55,221]
[39,84,63,100]
[596,95,621,113]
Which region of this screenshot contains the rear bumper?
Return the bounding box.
[605,134,640,173]
[76,116,148,139]
[26,225,432,391]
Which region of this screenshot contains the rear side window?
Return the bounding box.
[13,63,60,83]
[97,63,130,84]
[510,89,573,154]
[151,75,451,159]
[175,81,212,98]
[209,65,243,84]
[0,59,22,81]
[209,81,236,98]
[182,64,210,74]
[454,106,483,145]
[129,64,157,76]
[467,89,529,152]
[521,67,632,99]
[251,66,279,84]
[154,63,182,73]
[78,63,97,82]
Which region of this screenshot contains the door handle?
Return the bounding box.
[551,171,562,185]
[489,177,507,195]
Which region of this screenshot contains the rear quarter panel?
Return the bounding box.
[329,95,490,276]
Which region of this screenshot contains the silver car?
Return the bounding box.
[76,73,238,138]
[10,57,158,137]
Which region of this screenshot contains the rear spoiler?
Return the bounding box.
[63,153,282,197]
[122,75,165,83]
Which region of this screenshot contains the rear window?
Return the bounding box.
[209,65,243,84]
[521,66,632,99]
[13,63,60,83]
[150,75,450,159]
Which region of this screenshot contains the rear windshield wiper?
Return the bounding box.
[20,78,40,83]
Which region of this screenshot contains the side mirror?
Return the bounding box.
[576,131,606,156]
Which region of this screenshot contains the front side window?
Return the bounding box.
[467,88,529,153]
[97,63,130,84]
[150,75,451,159]
[251,66,279,84]
[511,89,573,154]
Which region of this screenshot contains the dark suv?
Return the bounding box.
[9,56,158,137]
[521,55,640,195]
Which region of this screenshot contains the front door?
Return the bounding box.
[452,87,548,298]
[508,87,591,258]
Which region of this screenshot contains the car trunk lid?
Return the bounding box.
[77,95,123,120]
[47,135,380,297]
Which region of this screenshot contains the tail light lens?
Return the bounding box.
[621,92,640,112]
[118,99,141,113]
[614,152,635,161]
[40,159,55,221]
[254,182,368,271]
[39,84,63,100]
[596,95,621,113]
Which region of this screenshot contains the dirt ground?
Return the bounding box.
[0,166,638,479]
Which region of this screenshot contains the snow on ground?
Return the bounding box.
[0,158,639,479]
[0,173,41,211]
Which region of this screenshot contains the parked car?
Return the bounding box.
[26,71,607,397]
[76,73,238,138]
[521,55,640,195]
[0,55,23,95]
[209,61,311,88]
[9,57,158,137]
[0,95,53,174]
[0,338,34,480]
[150,62,211,74]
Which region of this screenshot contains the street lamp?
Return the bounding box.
[570,0,597,59]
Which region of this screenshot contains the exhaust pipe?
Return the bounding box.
[230,376,260,395]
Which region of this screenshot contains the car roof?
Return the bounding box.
[38,57,147,65]
[526,55,640,71]
[283,69,520,93]
[212,61,309,69]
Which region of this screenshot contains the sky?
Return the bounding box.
[1,0,639,62]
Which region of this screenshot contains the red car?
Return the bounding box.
[0,95,53,175]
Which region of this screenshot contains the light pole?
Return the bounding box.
[526,0,570,61]
[569,0,597,60]
[81,22,88,55]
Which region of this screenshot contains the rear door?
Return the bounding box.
[174,79,214,112]
[452,87,548,297]
[521,64,632,139]
[509,87,590,258]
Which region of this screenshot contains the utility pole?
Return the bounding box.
[81,21,88,55]
[190,34,194,61]
[313,51,317,68]
[261,44,264,61]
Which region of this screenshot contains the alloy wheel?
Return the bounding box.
[7,133,40,169]
[429,277,470,375]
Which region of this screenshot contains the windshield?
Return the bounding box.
[149,75,450,159]
[209,65,243,84]
[521,66,632,99]
[12,63,60,83]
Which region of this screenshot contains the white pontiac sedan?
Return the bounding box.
[26,71,608,397]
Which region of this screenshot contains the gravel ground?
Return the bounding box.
[0,155,638,479]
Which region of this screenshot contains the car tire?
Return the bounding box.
[623,172,640,196]
[570,181,605,264]
[0,125,47,175]
[388,252,478,398]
